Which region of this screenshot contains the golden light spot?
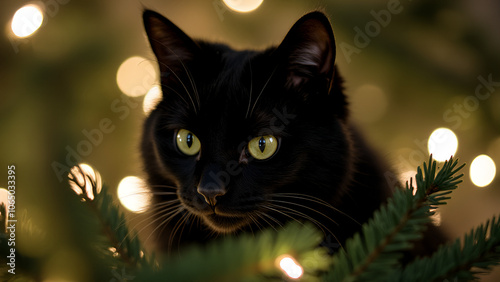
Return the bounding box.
[143,85,163,114]
[400,171,417,195]
[68,164,102,201]
[277,255,303,279]
[427,128,458,162]
[222,0,264,13]
[0,188,9,230]
[11,4,44,38]
[117,176,152,213]
[116,56,158,97]
[470,155,496,187]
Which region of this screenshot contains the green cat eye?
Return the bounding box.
[176,129,201,156]
[247,135,278,160]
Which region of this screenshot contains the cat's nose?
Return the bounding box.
[197,183,226,207]
[197,164,228,207]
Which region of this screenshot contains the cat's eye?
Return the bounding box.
[176,129,201,156]
[247,135,278,160]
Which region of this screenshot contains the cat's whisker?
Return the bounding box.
[263,203,344,253]
[248,66,277,117]
[178,58,201,111]
[115,199,180,232]
[147,41,198,114]
[256,210,283,230]
[250,212,268,234]
[146,183,178,189]
[271,193,361,226]
[142,206,185,248]
[158,84,190,108]
[118,200,181,247]
[252,211,278,232]
[268,198,339,227]
[160,63,198,114]
[261,204,305,227]
[168,210,190,253]
[245,59,253,119]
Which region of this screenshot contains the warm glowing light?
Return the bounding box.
[0,188,9,229]
[470,155,496,187]
[223,0,264,13]
[431,211,442,226]
[427,128,458,162]
[400,171,417,195]
[68,163,102,201]
[143,85,163,114]
[117,176,152,213]
[11,5,44,38]
[278,255,303,279]
[116,56,158,97]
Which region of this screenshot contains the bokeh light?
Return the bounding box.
[470,155,496,187]
[143,85,163,115]
[427,128,458,162]
[223,0,264,13]
[117,176,152,213]
[116,56,158,97]
[0,188,9,229]
[277,255,303,279]
[68,163,102,201]
[11,4,44,38]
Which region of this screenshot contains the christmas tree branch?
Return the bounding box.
[325,156,465,282]
[391,216,500,281]
[135,221,329,281]
[67,165,153,270]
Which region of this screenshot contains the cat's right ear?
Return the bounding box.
[143,10,199,76]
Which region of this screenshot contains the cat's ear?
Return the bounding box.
[277,11,336,90]
[143,10,199,76]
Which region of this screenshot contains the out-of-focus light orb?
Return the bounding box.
[143,85,163,114]
[117,176,152,213]
[116,56,157,97]
[400,171,417,195]
[11,5,44,38]
[427,128,458,162]
[68,163,102,201]
[470,155,496,187]
[278,255,303,279]
[223,0,264,13]
[0,188,9,227]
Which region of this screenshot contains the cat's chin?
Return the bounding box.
[201,214,250,233]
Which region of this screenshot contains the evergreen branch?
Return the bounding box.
[392,216,500,281]
[325,156,464,282]
[67,165,154,270]
[135,222,329,281]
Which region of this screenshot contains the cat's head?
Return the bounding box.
[141,10,352,234]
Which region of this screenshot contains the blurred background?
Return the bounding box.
[1,0,500,280]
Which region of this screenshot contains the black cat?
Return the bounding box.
[140,10,444,255]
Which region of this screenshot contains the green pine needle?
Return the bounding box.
[325,156,465,282]
[67,165,154,270]
[392,216,500,281]
[136,222,329,282]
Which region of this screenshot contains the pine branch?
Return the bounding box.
[135,222,329,281]
[67,164,154,270]
[325,156,465,282]
[391,216,500,282]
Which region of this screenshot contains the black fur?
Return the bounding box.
[140,10,444,254]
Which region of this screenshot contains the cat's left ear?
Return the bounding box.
[143,10,199,77]
[277,11,336,90]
